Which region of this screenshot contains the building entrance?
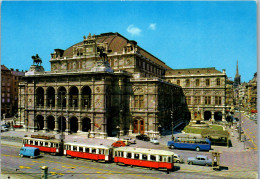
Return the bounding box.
[133,119,145,134]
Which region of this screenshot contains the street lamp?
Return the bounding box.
[171,110,174,139]
[116,125,120,138]
[239,101,242,141]
[58,92,66,143]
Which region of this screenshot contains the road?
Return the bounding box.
[1,143,235,179]
[235,113,258,151]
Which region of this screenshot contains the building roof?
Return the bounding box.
[165,67,223,76]
[1,65,10,71]
[62,32,171,69]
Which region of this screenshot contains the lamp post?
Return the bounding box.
[58,92,66,143]
[116,125,120,138]
[239,102,242,141]
[171,110,174,139]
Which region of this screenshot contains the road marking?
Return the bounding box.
[53,168,61,170]
[50,171,64,175]
[19,166,31,169]
[98,177,106,179]
[32,161,45,163]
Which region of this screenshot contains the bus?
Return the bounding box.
[113,147,175,173]
[22,137,63,155]
[167,137,211,151]
[64,142,113,162]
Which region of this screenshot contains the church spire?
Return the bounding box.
[234,60,241,88]
[235,60,239,77]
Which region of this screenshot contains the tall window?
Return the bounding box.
[177,80,180,85]
[194,96,201,104]
[205,96,211,105]
[185,79,190,87]
[186,96,191,105]
[216,78,221,86]
[206,79,210,86]
[215,96,222,105]
[196,79,200,86]
[134,95,144,108]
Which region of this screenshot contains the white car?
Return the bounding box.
[123,137,136,144]
[150,138,159,145]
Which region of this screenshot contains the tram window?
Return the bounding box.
[143,154,147,160]
[73,146,77,151]
[56,143,58,148]
[85,148,90,153]
[99,149,104,154]
[79,147,83,152]
[134,153,139,159]
[168,157,171,163]
[127,152,131,158]
[50,143,53,148]
[44,142,48,147]
[92,149,96,154]
[40,141,44,146]
[150,155,156,161]
[119,151,123,157]
[35,141,38,146]
[159,156,162,162]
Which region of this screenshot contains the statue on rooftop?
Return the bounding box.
[32,54,42,66]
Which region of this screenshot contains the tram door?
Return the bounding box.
[133,119,145,134]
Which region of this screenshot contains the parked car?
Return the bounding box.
[19,147,40,159]
[1,124,10,128]
[136,134,150,141]
[150,138,159,145]
[112,140,126,147]
[187,155,212,166]
[123,137,136,144]
[121,139,130,146]
[1,126,9,132]
[173,154,184,163]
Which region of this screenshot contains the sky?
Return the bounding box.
[1,1,257,82]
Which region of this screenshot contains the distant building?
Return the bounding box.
[165,68,228,122]
[246,72,257,113]
[1,65,25,118]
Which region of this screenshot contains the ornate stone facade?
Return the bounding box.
[165,68,228,122]
[18,32,184,138]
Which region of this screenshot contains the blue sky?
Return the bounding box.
[1,1,257,82]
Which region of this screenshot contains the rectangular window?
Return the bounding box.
[79,147,83,152]
[142,154,147,160]
[134,153,139,159]
[85,148,89,153]
[127,152,131,158]
[206,79,210,86]
[186,96,191,105]
[215,96,222,105]
[205,96,211,105]
[134,95,144,108]
[150,155,156,161]
[194,96,201,105]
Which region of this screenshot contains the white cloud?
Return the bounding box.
[127,25,141,36]
[149,23,156,30]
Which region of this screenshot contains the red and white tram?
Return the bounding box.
[113,147,175,173]
[64,142,113,162]
[22,137,63,155]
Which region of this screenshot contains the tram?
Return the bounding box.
[22,136,63,155]
[64,142,113,162]
[113,147,175,173]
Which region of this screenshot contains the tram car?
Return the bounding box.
[22,136,63,155]
[64,142,113,162]
[113,147,175,173]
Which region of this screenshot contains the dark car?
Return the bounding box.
[136,134,150,141]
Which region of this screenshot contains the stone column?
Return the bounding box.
[66,117,70,134]
[78,118,82,132]
[79,93,82,110]
[222,109,226,121]
[44,90,47,110]
[55,93,58,110]
[66,93,69,109]
[43,113,48,132]
[211,111,215,122]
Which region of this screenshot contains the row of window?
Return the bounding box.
[114,151,172,163]
[186,96,222,105]
[175,78,221,87]
[23,139,60,148]
[65,145,109,155]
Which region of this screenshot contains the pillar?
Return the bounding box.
[211,111,215,121]
[43,113,48,132]
[78,119,82,132]
[54,116,59,133]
